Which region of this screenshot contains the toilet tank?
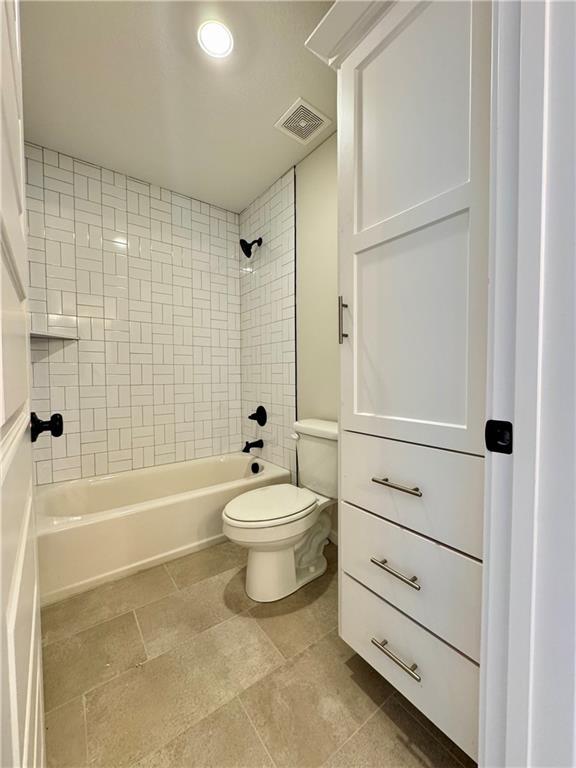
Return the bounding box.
[294,419,338,499]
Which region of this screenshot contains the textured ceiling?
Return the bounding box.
[21,1,335,212]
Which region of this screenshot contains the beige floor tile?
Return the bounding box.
[85,614,283,768]
[164,541,247,589]
[43,612,146,712]
[249,566,338,659]
[392,694,477,768]
[325,695,463,768]
[133,698,273,768]
[240,629,393,768]
[136,567,255,657]
[41,566,175,645]
[45,698,86,768]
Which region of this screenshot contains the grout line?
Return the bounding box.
[42,597,166,649]
[82,693,89,766]
[319,705,381,767]
[132,609,149,661]
[241,613,288,669]
[44,650,145,716]
[42,693,84,719]
[245,606,289,661]
[319,689,396,768]
[393,693,474,768]
[237,695,278,768]
[43,612,148,715]
[45,591,254,716]
[140,604,254,663]
[41,565,182,646]
[162,562,180,592]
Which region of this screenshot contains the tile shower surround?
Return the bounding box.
[26,143,296,484]
[239,170,296,475]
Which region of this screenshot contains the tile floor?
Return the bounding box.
[42,542,475,768]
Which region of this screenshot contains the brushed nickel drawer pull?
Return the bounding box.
[371,637,421,682]
[370,557,421,590]
[371,476,422,497]
[338,296,349,344]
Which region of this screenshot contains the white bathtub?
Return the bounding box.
[35,454,290,605]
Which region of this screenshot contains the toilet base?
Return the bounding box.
[244,509,331,602]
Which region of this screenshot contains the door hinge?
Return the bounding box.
[485,420,513,454]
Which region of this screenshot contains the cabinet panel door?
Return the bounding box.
[339,0,490,454]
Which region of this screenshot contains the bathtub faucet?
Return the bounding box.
[243,439,264,453]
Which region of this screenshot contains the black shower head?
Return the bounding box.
[240,237,262,258]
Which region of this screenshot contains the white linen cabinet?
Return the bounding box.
[309,0,491,759]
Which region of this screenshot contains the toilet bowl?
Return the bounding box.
[223,484,333,602]
[223,419,338,602]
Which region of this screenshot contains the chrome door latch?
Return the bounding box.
[485,420,513,454]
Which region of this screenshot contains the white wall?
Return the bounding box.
[239,170,297,476]
[295,135,338,421]
[26,143,242,484]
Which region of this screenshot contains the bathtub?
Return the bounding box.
[35,454,290,605]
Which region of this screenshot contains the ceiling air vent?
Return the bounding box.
[274,98,331,145]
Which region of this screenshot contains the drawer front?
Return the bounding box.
[341,502,482,661]
[341,573,479,760]
[340,430,484,558]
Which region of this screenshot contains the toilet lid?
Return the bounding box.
[224,484,317,524]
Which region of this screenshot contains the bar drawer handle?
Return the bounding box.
[370,557,421,590]
[371,637,421,682]
[371,476,422,497]
[338,295,349,344]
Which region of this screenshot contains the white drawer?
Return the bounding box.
[340,502,482,661]
[340,573,479,760]
[340,430,484,558]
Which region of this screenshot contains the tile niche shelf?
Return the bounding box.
[29,313,79,341]
[29,331,79,341]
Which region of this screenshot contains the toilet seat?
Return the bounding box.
[223,484,317,528]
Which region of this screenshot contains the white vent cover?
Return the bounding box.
[274,98,331,145]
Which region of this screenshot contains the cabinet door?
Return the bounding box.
[339,0,490,454]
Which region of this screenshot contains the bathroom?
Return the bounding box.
[2,1,575,767]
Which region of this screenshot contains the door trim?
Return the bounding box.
[480,1,576,764]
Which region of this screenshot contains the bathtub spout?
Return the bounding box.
[243,439,264,453]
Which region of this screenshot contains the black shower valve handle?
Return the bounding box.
[30,412,64,443]
[248,405,267,427]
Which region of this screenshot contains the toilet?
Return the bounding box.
[223,419,338,602]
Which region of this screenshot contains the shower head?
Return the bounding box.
[240,237,262,258]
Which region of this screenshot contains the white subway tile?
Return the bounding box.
[29,145,288,485]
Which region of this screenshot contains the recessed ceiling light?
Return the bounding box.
[197,21,233,58]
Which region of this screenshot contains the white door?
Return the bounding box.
[480,1,576,765]
[1,0,45,765]
[339,0,490,455]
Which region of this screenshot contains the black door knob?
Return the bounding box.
[30,412,64,443]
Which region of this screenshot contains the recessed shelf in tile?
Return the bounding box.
[30,332,79,341]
